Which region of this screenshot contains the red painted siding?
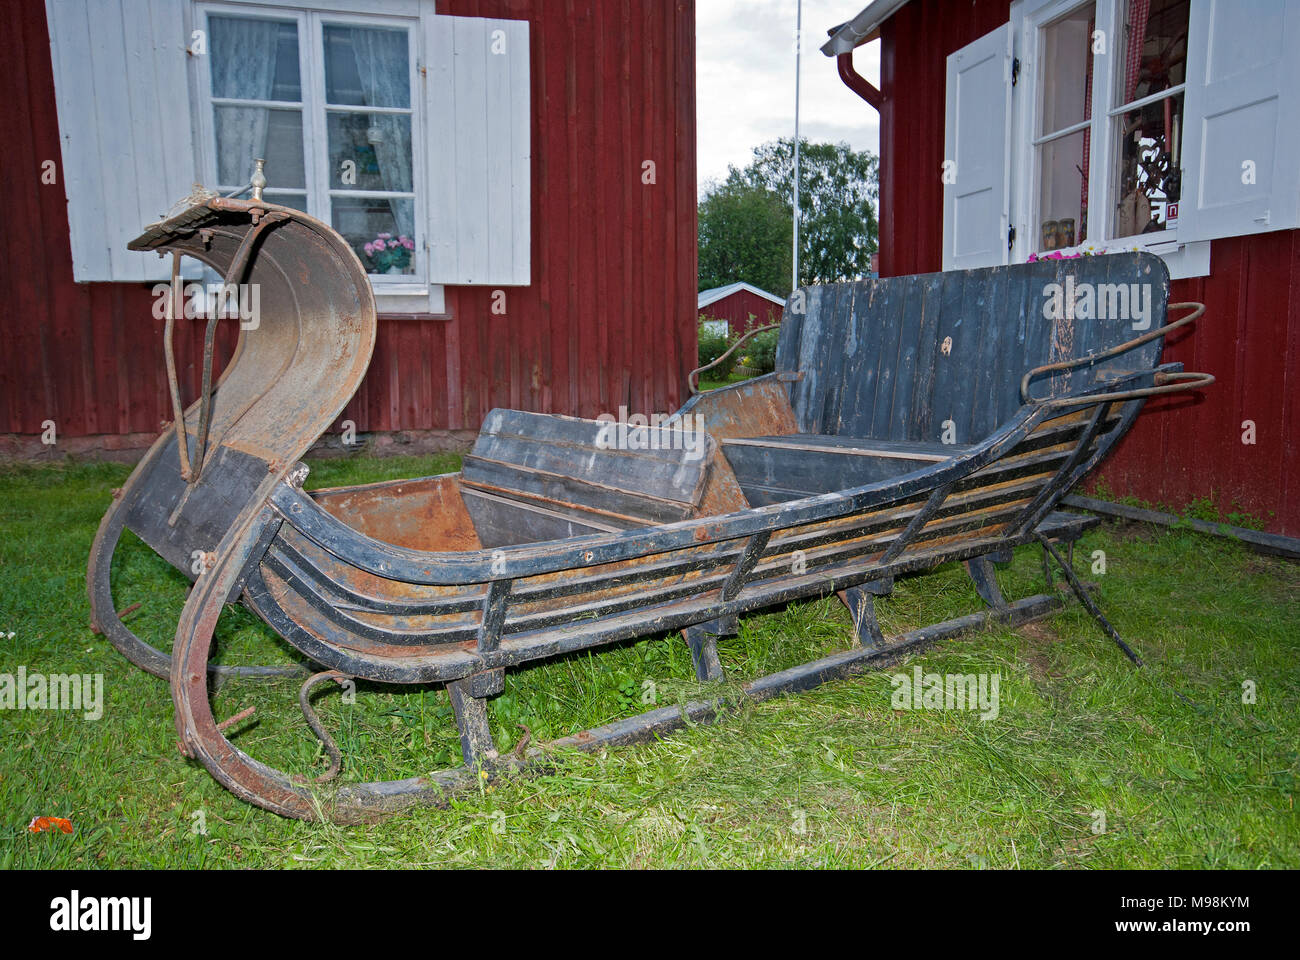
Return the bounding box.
[0,0,697,443]
[699,289,782,337]
[869,0,1299,536]
[878,0,1012,279]
[1100,232,1300,535]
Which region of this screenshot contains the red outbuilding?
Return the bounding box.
[824,0,1300,536]
[697,281,785,337]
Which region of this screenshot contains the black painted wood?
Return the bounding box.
[774,253,1170,445]
[722,434,968,504]
[682,616,734,682]
[122,432,271,577]
[463,408,714,547]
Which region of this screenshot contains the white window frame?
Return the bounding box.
[190,0,445,313]
[1009,0,1210,278]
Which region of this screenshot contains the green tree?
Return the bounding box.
[697,180,793,296]
[711,137,879,290]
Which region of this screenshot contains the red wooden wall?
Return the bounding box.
[0,0,697,446]
[871,0,1299,536]
[877,0,1012,279]
[699,289,782,337]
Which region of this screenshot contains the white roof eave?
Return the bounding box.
[820,0,910,56]
[698,282,786,311]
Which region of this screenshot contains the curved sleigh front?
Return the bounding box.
[88,198,376,678]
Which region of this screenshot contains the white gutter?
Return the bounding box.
[820,0,910,56]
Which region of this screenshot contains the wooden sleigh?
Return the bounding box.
[89,196,1212,821]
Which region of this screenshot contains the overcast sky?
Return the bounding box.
[696,0,881,191]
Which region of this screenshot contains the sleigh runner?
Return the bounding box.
[89,195,1211,821]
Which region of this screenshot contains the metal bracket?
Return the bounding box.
[447,669,504,769]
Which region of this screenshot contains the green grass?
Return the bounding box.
[1,456,1297,868]
[696,371,751,392]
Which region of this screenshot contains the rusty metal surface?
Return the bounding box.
[127,197,376,468]
[312,474,482,552]
[675,374,799,513]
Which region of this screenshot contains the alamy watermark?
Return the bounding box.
[50,891,150,940]
[889,667,1000,721]
[595,407,707,462]
[0,667,103,720]
[151,281,261,330]
[1042,277,1152,330]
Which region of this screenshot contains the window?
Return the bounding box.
[46,0,531,287]
[1034,4,1095,251]
[1029,0,1191,256]
[942,0,1300,278]
[199,5,421,283]
[1108,0,1188,240]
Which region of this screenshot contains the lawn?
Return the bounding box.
[1,455,1297,868]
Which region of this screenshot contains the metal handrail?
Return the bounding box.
[688,323,780,394]
[163,251,192,480]
[1020,301,1206,404]
[1038,369,1215,408]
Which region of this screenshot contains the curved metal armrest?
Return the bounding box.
[1038,369,1216,408]
[688,323,781,394]
[1020,301,1206,404]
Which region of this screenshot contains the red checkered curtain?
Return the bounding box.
[1081,14,1095,237]
[1125,0,1152,103]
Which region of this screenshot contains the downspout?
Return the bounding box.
[834,41,886,276]
[836,47,882,110]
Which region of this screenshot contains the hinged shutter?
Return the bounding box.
[45,0,198,283]
[423,14,531,286]
[942,22,1014,271]
[1179,0,1300,242]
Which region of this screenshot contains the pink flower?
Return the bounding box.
[388,239,400,249]
[377,232,392,240]
[1027,253,1039,262]
[363,242,374,256]
[401,238,414,250]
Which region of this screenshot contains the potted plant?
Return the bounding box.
[363,233,415,275]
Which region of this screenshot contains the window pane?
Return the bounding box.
[264,193,309,213]
[323,25,410,108]
[332,197,417,276]
[1039,4,1095,137]
[327,112,413,192]
[1037,131,1087,251]
[1115,0,1190,109]
[215,107,305,189]
[210,17,300,102]
[1112,92,1184,237]
[1109,0,1190,237]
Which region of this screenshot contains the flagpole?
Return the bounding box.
[793,0,803,291]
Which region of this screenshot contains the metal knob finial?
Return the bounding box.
[250,158,267,202]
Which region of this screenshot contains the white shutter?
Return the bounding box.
[423,14,531,286]
[1179,0,1300,242]
[45,0,198,283]
[942,23,1014,271]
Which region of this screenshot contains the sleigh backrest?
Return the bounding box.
[774,252,1170,445]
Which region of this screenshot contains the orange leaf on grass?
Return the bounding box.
[27,816,73,834]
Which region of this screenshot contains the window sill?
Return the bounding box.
[371,283,447,315]
[1031,236,1210,280]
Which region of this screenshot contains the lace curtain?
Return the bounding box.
[211,18,283,186]
[349,28,414,240]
